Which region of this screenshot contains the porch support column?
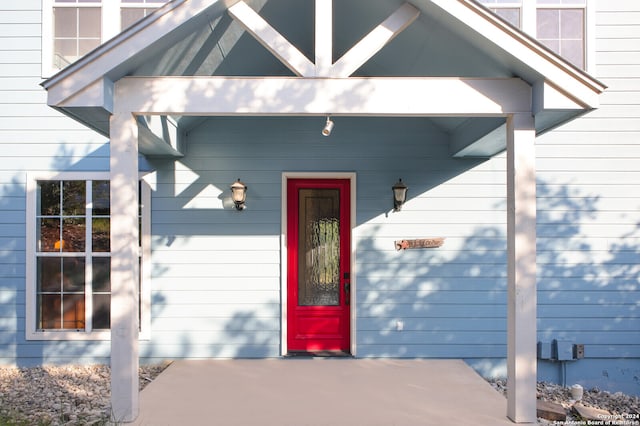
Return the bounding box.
[506,113,537,423]
[110,111,140,422]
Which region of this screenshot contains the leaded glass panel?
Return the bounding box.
[298,189,340,306]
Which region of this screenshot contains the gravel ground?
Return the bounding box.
[1,364,639,425]
[490,379,640,425]
[0,363,169,425]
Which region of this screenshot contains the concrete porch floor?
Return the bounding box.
[132,359,516,426]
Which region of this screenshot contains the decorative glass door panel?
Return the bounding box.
[298,189,340,306]
[287,179,351,353]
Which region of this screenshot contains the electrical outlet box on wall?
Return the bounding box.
[554,340,574,361]
[537,341,552,360]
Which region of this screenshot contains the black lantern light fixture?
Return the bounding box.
[230,179,247,210]
[392,178,408,211]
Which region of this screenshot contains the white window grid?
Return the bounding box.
[46,1,102,71]
[477,0,593,71]
[41,0,167,77]
[536,6,586,69]
[120,3,162,31]
[35,181,106,332]
[26,172,151,341]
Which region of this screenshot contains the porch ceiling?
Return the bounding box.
[41,0,605,158]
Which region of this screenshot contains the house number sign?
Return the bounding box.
[395,238,445,251]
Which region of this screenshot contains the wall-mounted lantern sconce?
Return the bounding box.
[322,116,334,136]
[230,179,247,210]
[392,178,408,211]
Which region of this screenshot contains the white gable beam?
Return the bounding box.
[48,77,114,111]
[315,0,333,76]
[331,3,420,77]
[228,1,315,77]
[533,81,585,114]
[114,77,531,116]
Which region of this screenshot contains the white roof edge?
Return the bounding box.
[41,0,239,93]
[42,0,180,89]
[427,0,606,100]
[469,0,605,88]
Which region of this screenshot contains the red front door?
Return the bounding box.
[287,179,351,353]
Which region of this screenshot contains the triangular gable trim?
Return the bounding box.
[228,1,420,78]
[42,0,605,129]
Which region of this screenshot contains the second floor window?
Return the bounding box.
[537,6,585,69]
[121,0,164,29]
[478,0,588,70]
[479,0,522,28]
[43,0,167,76]
[52,1,102,69]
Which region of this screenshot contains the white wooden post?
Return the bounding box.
[506,113,537,423]
[110,111,140,423]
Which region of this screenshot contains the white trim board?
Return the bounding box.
[112,77,533,116]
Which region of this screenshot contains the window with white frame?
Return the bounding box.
[51,0,102,70]
[477,0,522,28]
[42,0,167,76]
[121,0,166,30]
[477,0,589,70]
[536,0,586,69]
[26,173,150,340]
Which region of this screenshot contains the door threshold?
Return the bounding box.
[285,351,352,358]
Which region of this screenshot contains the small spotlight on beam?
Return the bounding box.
[322,116,334,137]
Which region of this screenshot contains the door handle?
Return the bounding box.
[344,282,350,305]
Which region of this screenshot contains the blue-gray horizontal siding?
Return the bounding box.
[0,2,637,396]
[0,2,111,365]
[530,1,640,394]
[147,116,507,359]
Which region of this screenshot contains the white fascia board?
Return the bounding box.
[331,3,420,77]
[42,0,237,106]
[228,1,315,77]
[114,76,532,116]
[48,77,114,112]
[532,81,588,114]
[426,0,605,109]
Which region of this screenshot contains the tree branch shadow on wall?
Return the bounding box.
[350,177,639,394]
[137,116,639,397]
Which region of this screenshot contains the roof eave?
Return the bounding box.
[41,0,239,99]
